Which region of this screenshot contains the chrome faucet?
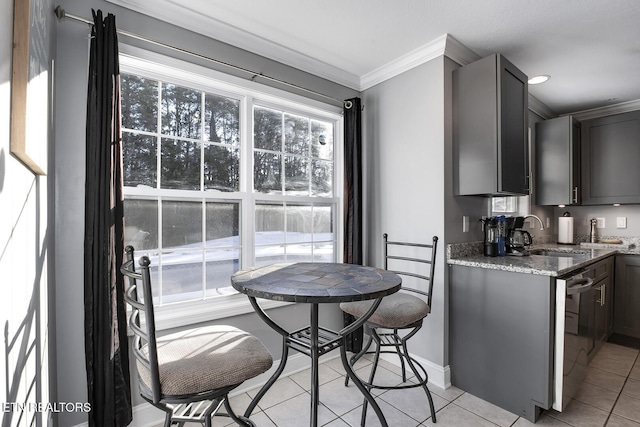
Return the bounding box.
[524,214,545,231]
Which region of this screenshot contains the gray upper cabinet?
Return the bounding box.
[453,53,529,196]
[581,110,640,205]
[535,116,580,205]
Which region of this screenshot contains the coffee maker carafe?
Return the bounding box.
[506,216,532,254]
[481,217,498,257]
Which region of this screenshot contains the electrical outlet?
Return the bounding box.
[617,217,627,228]
[462,216,469,233]
[596,217,605,229]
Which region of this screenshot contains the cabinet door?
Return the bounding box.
[453,54,528,196]
[499,56,529,195]
[605,276,614,336]
[614,256,640,338]
[535,116,580,205]
[581,110,640,205]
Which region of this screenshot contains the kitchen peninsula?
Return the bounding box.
[447,245,618,422]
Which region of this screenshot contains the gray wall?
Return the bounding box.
[54,0,357,425]
[363,57,448,366]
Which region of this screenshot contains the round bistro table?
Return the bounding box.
[231,262,402,427]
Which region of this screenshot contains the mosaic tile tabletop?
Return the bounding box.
[231,263,401,303]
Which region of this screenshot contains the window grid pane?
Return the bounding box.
[253,106,334,197]
[255,203,335,265]
[122,67,338,307]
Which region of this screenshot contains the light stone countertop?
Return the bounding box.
[447,244,618,277]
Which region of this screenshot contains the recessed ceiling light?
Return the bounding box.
[528,75,550,85]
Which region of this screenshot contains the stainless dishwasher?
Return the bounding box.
[553,269,595,411]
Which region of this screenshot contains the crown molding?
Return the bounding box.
[360,34,480,90]
[528,94,556,120]
[360,34,448,90]
[568,99,640,121]
[105,0,362,89]
[105,2,483,92]
[443,34,480,66]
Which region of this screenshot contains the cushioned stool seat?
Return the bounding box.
[139,325,273,397]
[341,292,430,329]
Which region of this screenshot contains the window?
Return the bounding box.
[491,196,518,214]
[119,51,342,325]
[491,195,532,217]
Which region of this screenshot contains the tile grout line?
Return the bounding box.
[603,350,640,426]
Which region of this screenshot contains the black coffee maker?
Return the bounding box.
[481,216,506,257]
[481,217,498,256]
[506,216,532,254]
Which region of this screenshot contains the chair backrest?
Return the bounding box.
[120,245,162,403]
[383,233,439,307]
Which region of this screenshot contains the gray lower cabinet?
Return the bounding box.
[535,115,580,205]
[453,53,529,196]
[581,110,640,205]
[594,278,613,345]
[614,255,640,338]
[450,266,553,422]
[585,256,614,356]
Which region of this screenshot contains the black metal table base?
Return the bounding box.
[243,298,388,427]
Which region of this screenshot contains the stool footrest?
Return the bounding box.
[165,399,223,423]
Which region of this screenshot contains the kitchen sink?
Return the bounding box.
[529,248,589,257]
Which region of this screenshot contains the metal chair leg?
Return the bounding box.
[390,329,409,382]
[225,398,256,427]
[401,337,437,423]
[244,338,290,417]
[345,328,374,386]
[340,343,388,427]
[359,328,384,425]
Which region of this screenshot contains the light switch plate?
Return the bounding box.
[596,217,605,228]
[462,216,469,233]
[617,217,627,228]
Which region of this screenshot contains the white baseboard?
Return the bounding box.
[379,353,451,390]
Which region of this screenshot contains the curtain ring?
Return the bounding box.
[344,100,353,109]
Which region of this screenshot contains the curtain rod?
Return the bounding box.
[54,6,353,109]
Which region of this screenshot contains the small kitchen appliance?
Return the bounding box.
[506,216,532,255]
[481,217,498,257]
[482,215,519,256]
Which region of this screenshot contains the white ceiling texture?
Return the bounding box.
[107,0,640,116]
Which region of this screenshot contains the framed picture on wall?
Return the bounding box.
[10,0,48,175]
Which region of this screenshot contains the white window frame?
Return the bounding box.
[120,46,344,330]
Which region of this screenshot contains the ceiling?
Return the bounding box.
[107,0,640,115]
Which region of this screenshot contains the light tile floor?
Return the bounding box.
[204,341,640,426]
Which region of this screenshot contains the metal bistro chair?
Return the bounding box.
[120,246,273,427]
[340,234,439,425]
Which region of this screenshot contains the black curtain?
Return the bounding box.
[84,10,132,427]
[342,97,364,351]
[343,97,363,265]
